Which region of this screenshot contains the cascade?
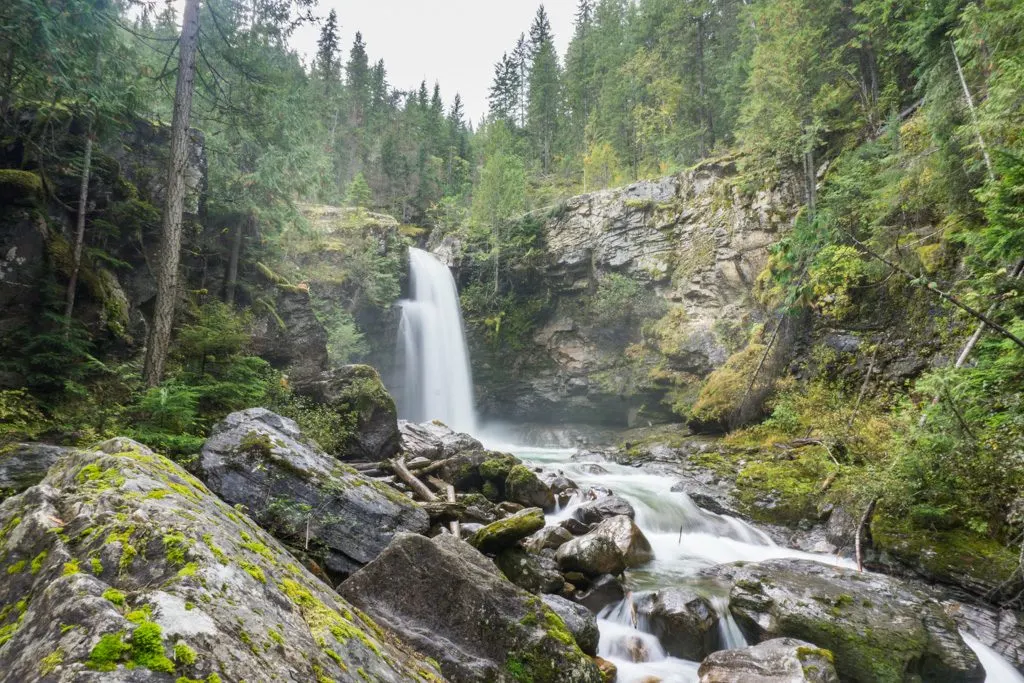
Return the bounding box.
[395,247,477,433]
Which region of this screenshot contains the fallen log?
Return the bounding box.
[391,456,436,502]
[447,485,460,537]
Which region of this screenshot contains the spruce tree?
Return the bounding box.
[527,6,562,173]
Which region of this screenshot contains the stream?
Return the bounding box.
[502,442,1024,683]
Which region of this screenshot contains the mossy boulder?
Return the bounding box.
[296,364,401,461]
[869,510,1023,602]
[0,170,43,205]
[495,547,564,595]
[197,408,427,581]
[469,507,546,554]
[713,558,984,683]
[339,532,602,683]
[698,637,839,682]
[0,438,441,682]
[504,464,556,511]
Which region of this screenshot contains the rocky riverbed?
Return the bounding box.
[1,377,1023,682]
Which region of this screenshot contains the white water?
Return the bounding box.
[501,443,1022,682]
[395,248,476,433]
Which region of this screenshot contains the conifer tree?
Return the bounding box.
[527,6,562,173]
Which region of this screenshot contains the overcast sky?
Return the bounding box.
[287,1,579,125]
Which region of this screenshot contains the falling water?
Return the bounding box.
[395,247,477,433]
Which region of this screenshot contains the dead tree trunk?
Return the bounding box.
[143,0,201,387]
[63,126,93,328]
[224,214,249,306]
[951,39,994,182]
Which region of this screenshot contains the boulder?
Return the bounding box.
[542,594,600,656]
[561,518,594,536]
[505,464,556,511]
[572,495,636,524]
[574,574,626,613]
[632,588,720,661]
[250,286,329,386]
[716,558,984,683]
[339,532,603,682]
[401,420,483,461]
[524,525,575,553]
[496,547,564,594]
[557,533,627,576]
[698,638,839,682]
[557,516,653,576]
[0,443,70,498]
[0,438,440,682]
[294,364,401,461]
[197,408,428,580]
[469,507,546,554]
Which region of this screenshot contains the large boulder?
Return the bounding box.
[572,495,636,525]
[399,420,483,461]
[542,594,599,656]
[0,438,440,682]
[339,532,603,682]
[197,408,427,580]
[698,638,839,682]
[505,464,556,510]
[295,364,401,461]
[0,443,70,499]
[715,559,985,683]
[496,547,564,594]
[469,507,546,554]
[558,515,653,576]
[524,525,574,553]
[633,588,720,661]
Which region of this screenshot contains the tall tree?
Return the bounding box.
[144,0,201,387]
[527,6,562,173]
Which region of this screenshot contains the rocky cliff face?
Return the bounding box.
[463,159,801,428]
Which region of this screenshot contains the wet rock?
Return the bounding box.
[574,574,626,613]
[542,594,600,656]
[595,515,655,566]
[0,438,439,682]
[524,525,575,553]
[716,558,984,683]
[561,517,594,535]
[339,533,603,682]
[824,505,858,556]
[496,501,526,516]
[197,408,428,580]
[698,638,839,682]
[572,495,636,524]
[469,507,546,554]
[496,547,564,594]
[294,364,401,461]
[578,463,610,475]
[0,443,70,498]
[949,600,1024,671]
[557,533,627,575]
[633,588,720,660]
[594,656,618,682]
[506,464,556,511]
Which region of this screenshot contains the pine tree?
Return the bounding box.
[527,6,562,173]
[315,10,340,86]
[488,53,519,124]
[512,33,530,128]
[346,171,372,208]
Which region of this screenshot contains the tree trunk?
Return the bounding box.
[951,39,994,182]
[143,0,201,387]
[63,127,93,328]
[224,214,249,306]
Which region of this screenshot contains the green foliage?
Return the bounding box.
[0,390,48,443]
[806,246,867,320]
[345,172,372,209]
[587,274,666,327]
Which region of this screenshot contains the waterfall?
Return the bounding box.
[395,247,477,433]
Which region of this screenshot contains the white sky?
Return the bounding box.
[288,1,579,124]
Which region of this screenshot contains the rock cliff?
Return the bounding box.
[456,159,801,428]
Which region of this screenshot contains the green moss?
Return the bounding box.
[239,538,275,561]
[268,628,285,646]
[0,169,43,202]
[90,557,103,574]
[202,533,229,564]
[103,588,127,606]
[277,578,381,656]
[177,562,200,578]
[130,621,175,673]
[173,642,197,666]
[62,559,80,575]
[482,480,500,501]
[163,531,190,566]
[479,456,516,481]
[542,608,575,647]
[88,632,131,671]
[871,511,1020,591]
[239,560,266,583]
[76,463,126,490]
[40,647,64,674]
[6,560,26,574]
[505,464,535,488]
